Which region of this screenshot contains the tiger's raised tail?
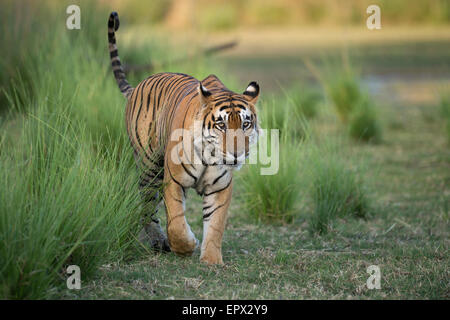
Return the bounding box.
[108,12,134,99]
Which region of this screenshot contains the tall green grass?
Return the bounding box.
[0,0,50,111]
[0,1,152,299]
[0,98,143,299]
[0,0,111,114]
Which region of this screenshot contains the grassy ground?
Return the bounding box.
[55,79,449,300]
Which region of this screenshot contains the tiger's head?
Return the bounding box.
[197,78,260,168]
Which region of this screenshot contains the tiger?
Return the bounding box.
[108,12,260,265]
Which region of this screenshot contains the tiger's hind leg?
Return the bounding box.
[138,170,171,252]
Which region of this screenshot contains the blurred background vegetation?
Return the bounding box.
[107,0,450,30]
[0,0,448,299]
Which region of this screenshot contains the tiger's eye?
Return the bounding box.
[243,121,252,130]
[216,122,226,131]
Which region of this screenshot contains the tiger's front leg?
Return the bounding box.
[200,180,233,265]
[164,179,199,256]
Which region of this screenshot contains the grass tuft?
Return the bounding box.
[238,139,305,224]
[287,84,323,120]
[307,55,383,143]
[261,96,310,141]
[305,144,370,234]
[237,98,309,223]
[348,96,382,143]
[328,72,362,123]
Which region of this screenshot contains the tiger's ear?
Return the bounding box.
[198,83,212,107]
[243,81,260,104]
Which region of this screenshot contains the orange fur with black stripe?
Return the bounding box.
[108,12,260,264]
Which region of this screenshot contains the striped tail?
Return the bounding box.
[108,12,134,99]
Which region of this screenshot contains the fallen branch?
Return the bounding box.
[123,40,238,74]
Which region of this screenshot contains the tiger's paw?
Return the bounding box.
[200,250,224,265]
[168,228,198,257]
[171,238,198,257]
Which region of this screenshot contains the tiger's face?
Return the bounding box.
[198,82,260,168]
